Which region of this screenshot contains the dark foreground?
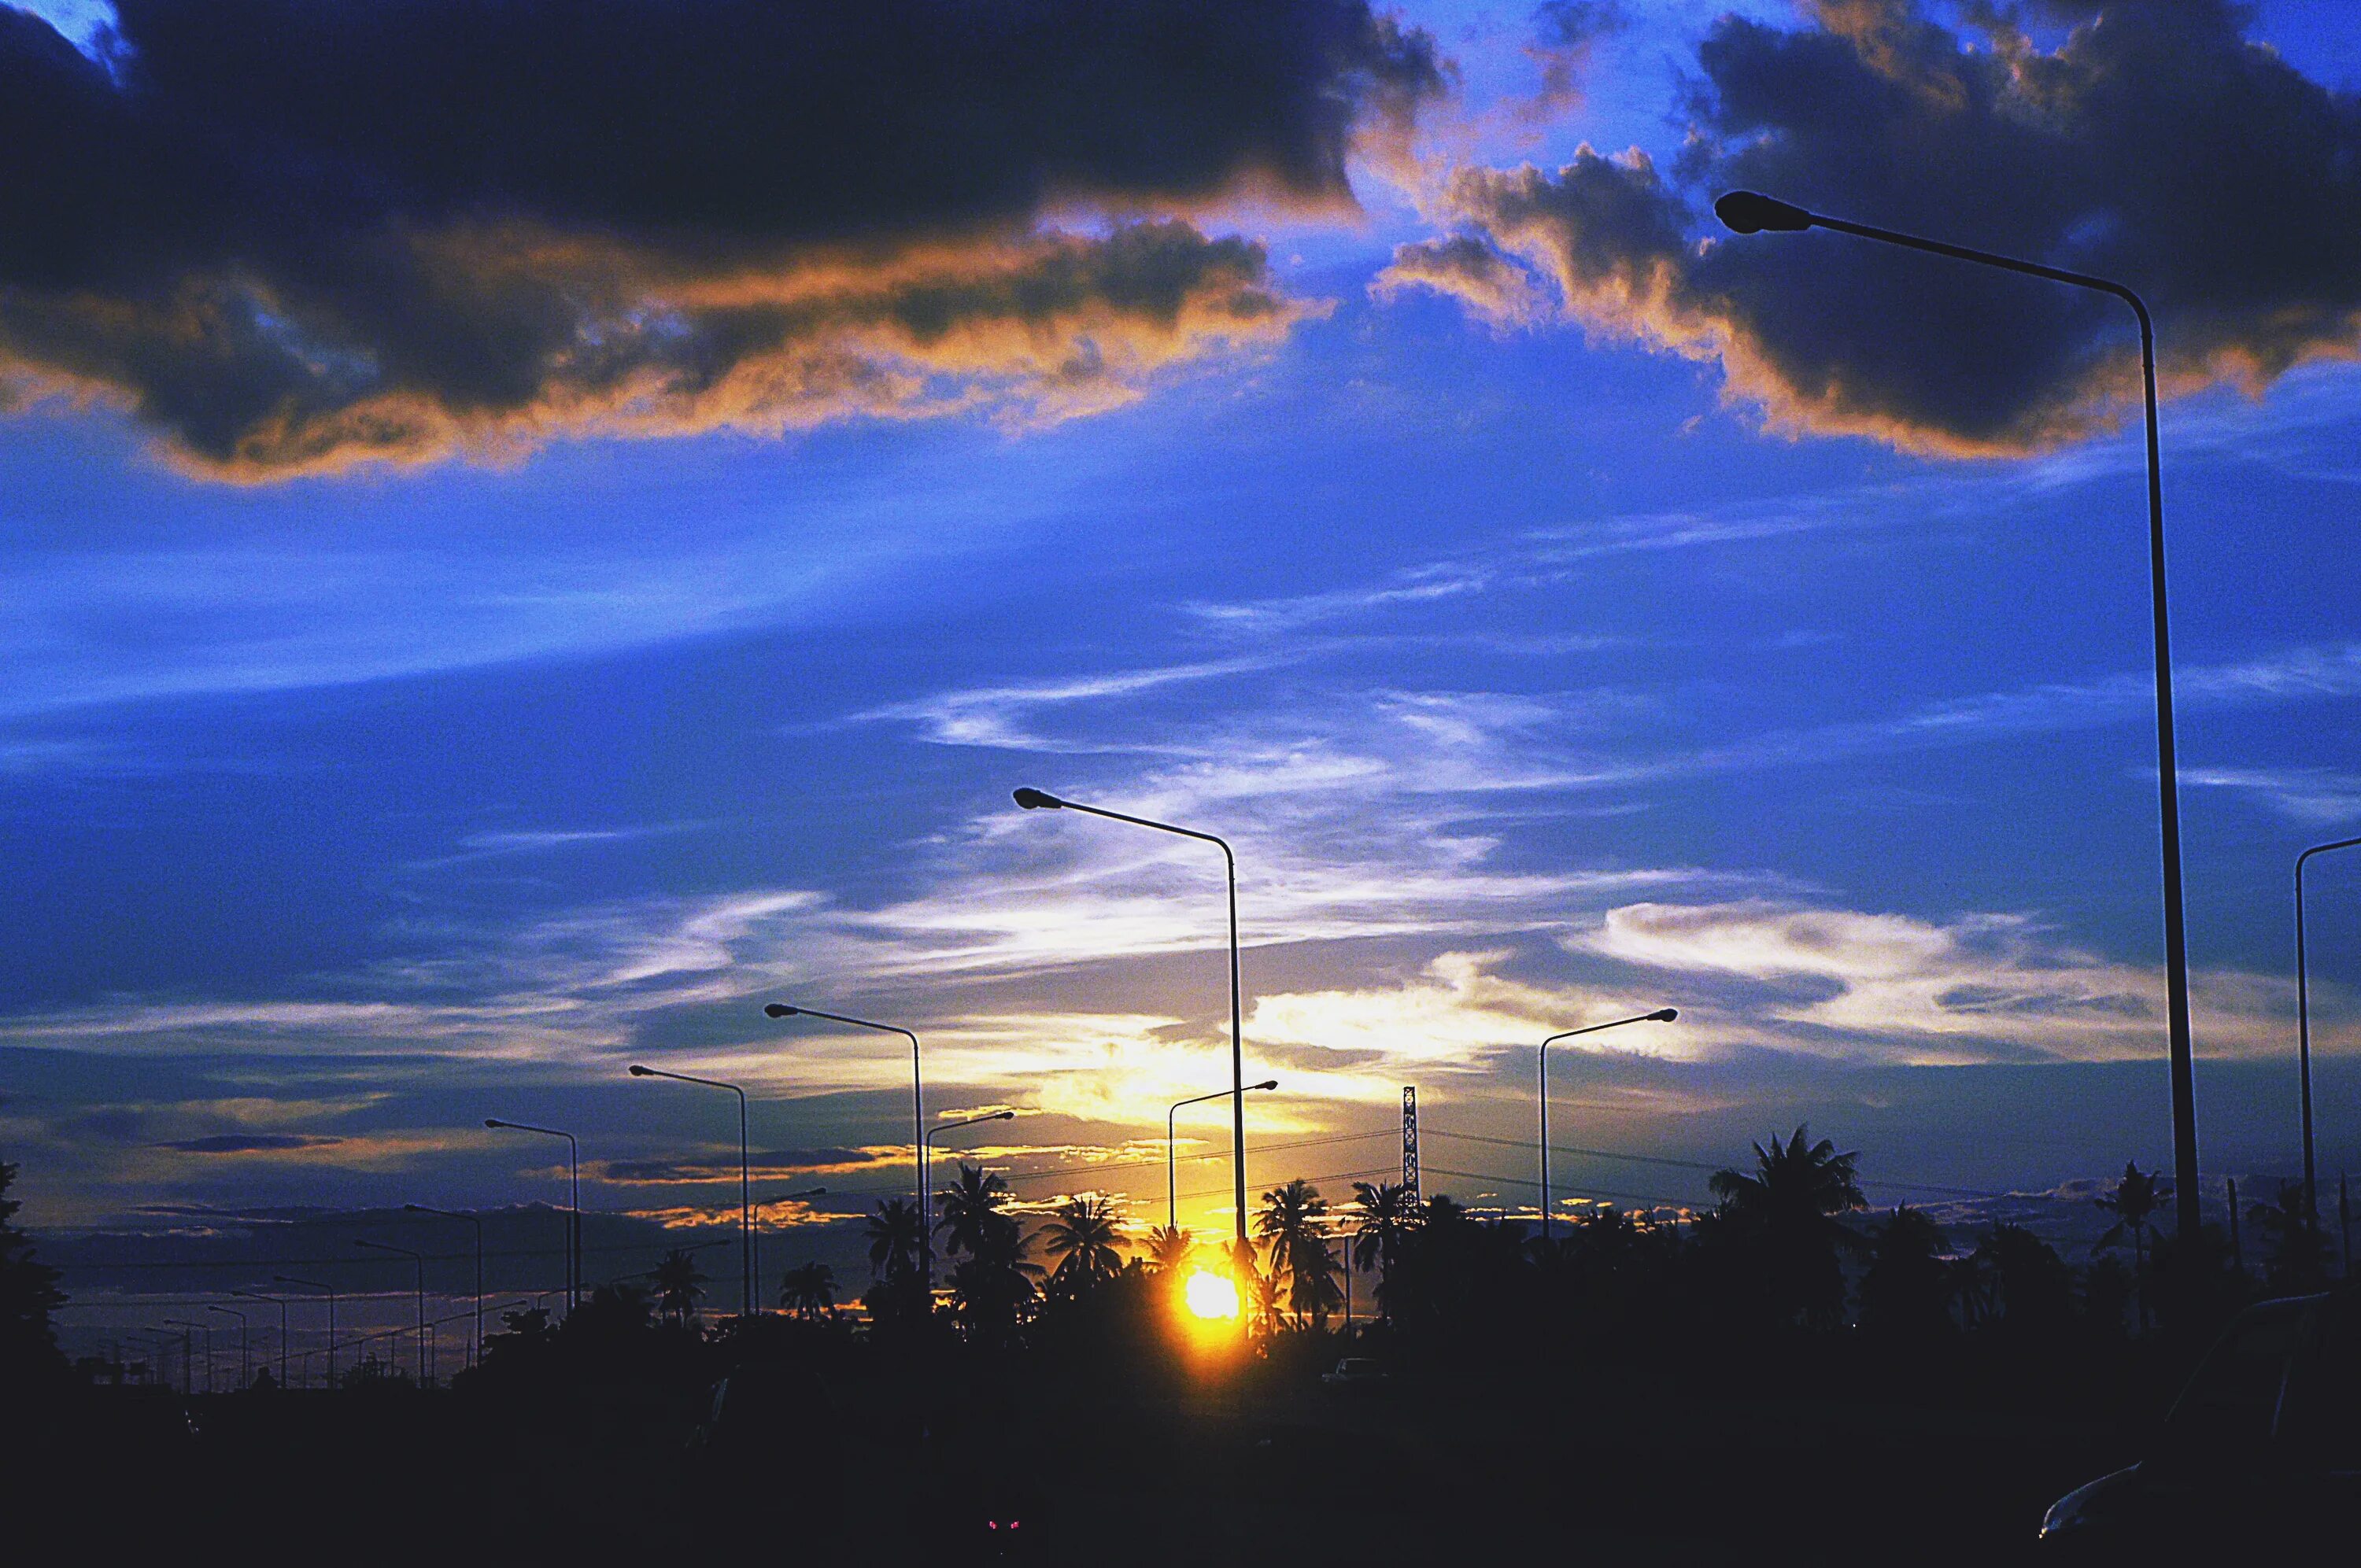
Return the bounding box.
[16,1362,2134,1564]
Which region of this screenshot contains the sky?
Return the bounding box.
[6,0,2361,1320]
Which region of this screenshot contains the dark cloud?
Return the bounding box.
[1524,1,1628,116]
[0,0,1442,477]
[1384,0,2361,456]
[156,1132,342,1154]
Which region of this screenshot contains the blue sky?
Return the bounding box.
[4,0,2361,1280]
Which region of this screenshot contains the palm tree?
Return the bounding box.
[2094,1160,2170,1330]
[1348,1181,1419,1312]
[778,1261,838,1320]
[1140,1224,1197,1275]
[1857,1205,1949,1336]
[948,1213,1041,1343]
[1256,1179,1340,1330]
[936,1163,1012,1260]
[2248,1179,2331,1292]
[865,1197,924,1281]
[652,1248,707,1327]
[1040,1197,1125,1292]
[1707,1125,1866,1327]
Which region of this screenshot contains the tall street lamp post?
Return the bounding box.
[763,1003,927,1285]
[1715,190,2200,1245]
[404,1205,484,1370]
[355,1239,429,1384]
[485,1119,580,1312]
[1014,788,1254,1253]
[164,1319,209,1395]
[925,1110,1018,1223]
[1168,1082,1277,1232]
[1538,1010,1677,1241]
[207,1304,249,1389]
[628,1064,756,1318]
[274,1276,337,1389]
[231,1289,290,1388]
[2296,835,2361,1234]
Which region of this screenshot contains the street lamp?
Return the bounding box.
[274,1276,337,1389]
[2296,835,2361,1235]
[763,1003,928,1285]
[1538,1009,1677,1241]
[164,1319,208,1396]
[355,1239,429,1385]
[1014,787,1254,1250]
[926,1111,1017,1205]
[485,1118,580,1312]
[1168,1081,1277,1232]
[404,1205,484,1370]
[206,1304,249,1389]
[629,1064,755,1319]
[231,1289,290,1387]
[1716,190,2201,1245]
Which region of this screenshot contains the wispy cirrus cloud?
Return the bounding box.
[2182,766,2361,828]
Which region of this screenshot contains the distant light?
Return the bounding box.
[1183,1268,1240,1321]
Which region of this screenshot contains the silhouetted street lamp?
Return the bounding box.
[355,1239,429,1384]
[1014,787,1254,1250]
[404,1205,484,1369]
[231,1288,290,1387]
[629,1064,756,1318]
[2296,835,2361,1234]
[206,1304,249,1388]
[763,1002,929,1283]
[1716,190,2200,1245]
[1539,1010,1677,1241]
[274,1276,337,1389]
[1168,1081,1277,1231]
[164,1319,209,1395]
[486,1118,580,1311]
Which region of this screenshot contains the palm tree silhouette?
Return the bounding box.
[1040,1197,1125,1293]
[936,1163,1012,1260]
[652,1248,708,1327]
[1708,1126,1866,1327]
[2094,1160,2170,1331]
[1858,1205,1949,1335]
[1140,1224,1197,1274]
[778,1261,838,1319]
[2247,1179,2331,1292]
[865,1197,924,1282]
[1349,1181,1418,1315]
[1256,1179,1342,1330]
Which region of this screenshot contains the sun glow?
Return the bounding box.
[1182,1267,1240,1320]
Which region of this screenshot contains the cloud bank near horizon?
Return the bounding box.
[0,0,1440,478]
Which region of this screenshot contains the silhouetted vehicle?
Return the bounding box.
[2039,1289,2361,1557]
[1320,1356,1389,1389]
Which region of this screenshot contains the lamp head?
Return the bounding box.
[1714,190,1812,234]
[1649,1007,1679,1023]
[484,1118,505,1129]
[1252,1079,1280,1091]
[763,1003,797,1019]
[1011,787,1063,810]
[627,1064,652,1076]
[993,1110,1017,1122]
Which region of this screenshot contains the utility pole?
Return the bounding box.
[2226,1178,2243,1275]
[2341,1174,2352,1280]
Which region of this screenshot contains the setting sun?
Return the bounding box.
[1182,1267,1240,1320]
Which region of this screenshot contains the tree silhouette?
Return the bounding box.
[1975,1225,2073,1332]
[865,1197,924,1281]
[653,1249,708,1327]
[2247,1179,2331,1293]
[0,1160,65,1382]
[1256,1178,1339,1330]
[2094,1160,2170,1331]
[1348,1180,1419,1314]
[948,1215,1040,1344]
[1858,1205,1950,1337]
[778,1261,838,1319]
[935,1163,1012,1260]
[1040,1197,1125,1293]
[1706,1126,1866,1327]
[1139,1224,1197,1275]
